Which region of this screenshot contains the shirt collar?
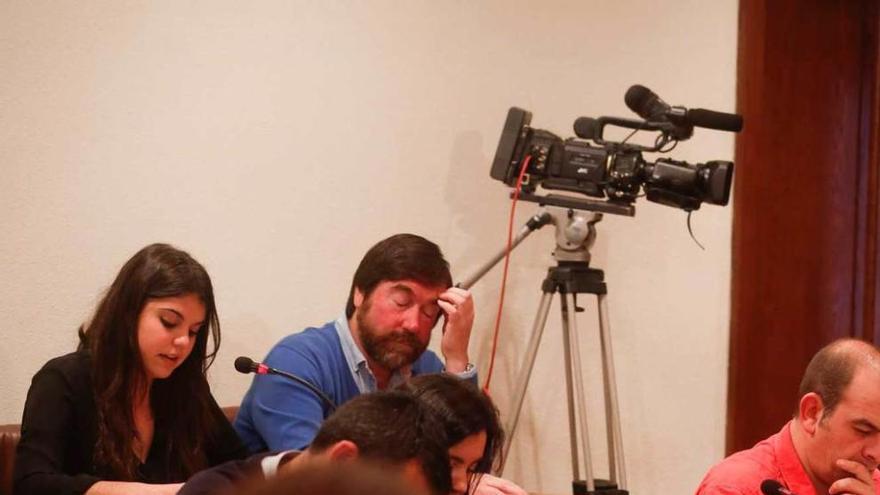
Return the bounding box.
[776,421,819,495]
[334,316,366,374]
[333,315,414,387]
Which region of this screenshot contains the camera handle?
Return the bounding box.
[458,206,628,495]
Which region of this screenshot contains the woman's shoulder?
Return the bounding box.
[40,350,90,372]
[24,350,94,403]
[33,350,92,386]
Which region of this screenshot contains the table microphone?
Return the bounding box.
[761,479,798,495]
[234,356,337,411]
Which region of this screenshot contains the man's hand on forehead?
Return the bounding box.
[438,287,475,374]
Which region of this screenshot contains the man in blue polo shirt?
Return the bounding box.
[234,233,476,452]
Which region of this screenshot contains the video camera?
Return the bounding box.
[489,85,743,215]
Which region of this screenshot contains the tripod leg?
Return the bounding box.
[561,292,595,492]
[598,293,626,489]
[500,290,555,474]
[560,294,581,480]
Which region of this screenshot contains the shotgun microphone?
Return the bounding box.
[234,356,337,411]
[625,84,743,132]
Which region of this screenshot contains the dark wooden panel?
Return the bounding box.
[728,0,878,454]
[854,0,880,343]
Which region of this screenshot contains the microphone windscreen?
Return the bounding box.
[234,356,256,374]
[687,108,744,132]
[624,84,654,116]
[760,479,784,495]
[573,117,599,139]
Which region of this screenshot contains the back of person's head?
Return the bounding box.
[310,390,451,495]
[235,460,425,495]
[78,243,222,479]
[345,234,452,318]
[797,338,880,417]
[401,374,504,473]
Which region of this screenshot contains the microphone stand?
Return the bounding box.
[236,358,337,412]
[459,201,628,495]
[264,366,337,412]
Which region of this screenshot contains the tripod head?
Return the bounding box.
[547,207,602,265]
[456,206,604,290]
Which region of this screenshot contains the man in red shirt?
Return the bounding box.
[696,339,880,495]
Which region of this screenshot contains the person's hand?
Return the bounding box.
[437,287,474,373]
[151,483,184,495]
[473,474,528,495]
[85,481,184,495]
[829,459,876,495]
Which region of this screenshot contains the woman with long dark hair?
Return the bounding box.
[14,243,247,495]
[402,374,526,495]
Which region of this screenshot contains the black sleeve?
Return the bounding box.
[179,455,264,495]
[205,395,248,466]
[13,362,101,495]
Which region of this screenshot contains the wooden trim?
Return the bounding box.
[728,0,878,454]
[854,1,880,343]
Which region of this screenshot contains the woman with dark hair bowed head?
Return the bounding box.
[401,374,527,495]
[14,243,248,495]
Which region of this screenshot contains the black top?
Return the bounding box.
[14,351,248,495]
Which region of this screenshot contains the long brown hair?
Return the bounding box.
[78,243,222,480]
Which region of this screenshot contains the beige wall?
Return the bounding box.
[0,1,737,493]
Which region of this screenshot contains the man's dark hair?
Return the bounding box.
[310,391,451,495]
[345,234,452,318]
[796,338,880,418]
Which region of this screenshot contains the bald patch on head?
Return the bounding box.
[826,339,880,377]
[797,339,880,417]
[841,339,880,370]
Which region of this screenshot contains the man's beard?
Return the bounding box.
[356,305,428,371]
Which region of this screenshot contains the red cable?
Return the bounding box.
[482,155,532,394]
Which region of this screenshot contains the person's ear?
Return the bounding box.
[799,392,825,434]
[353,288,364,310]
[325,440,359,461]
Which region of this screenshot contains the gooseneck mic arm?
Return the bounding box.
[234,356,337,412]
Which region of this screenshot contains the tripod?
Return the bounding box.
[460,206,627,495]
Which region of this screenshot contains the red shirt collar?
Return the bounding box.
[775,421,818,495]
